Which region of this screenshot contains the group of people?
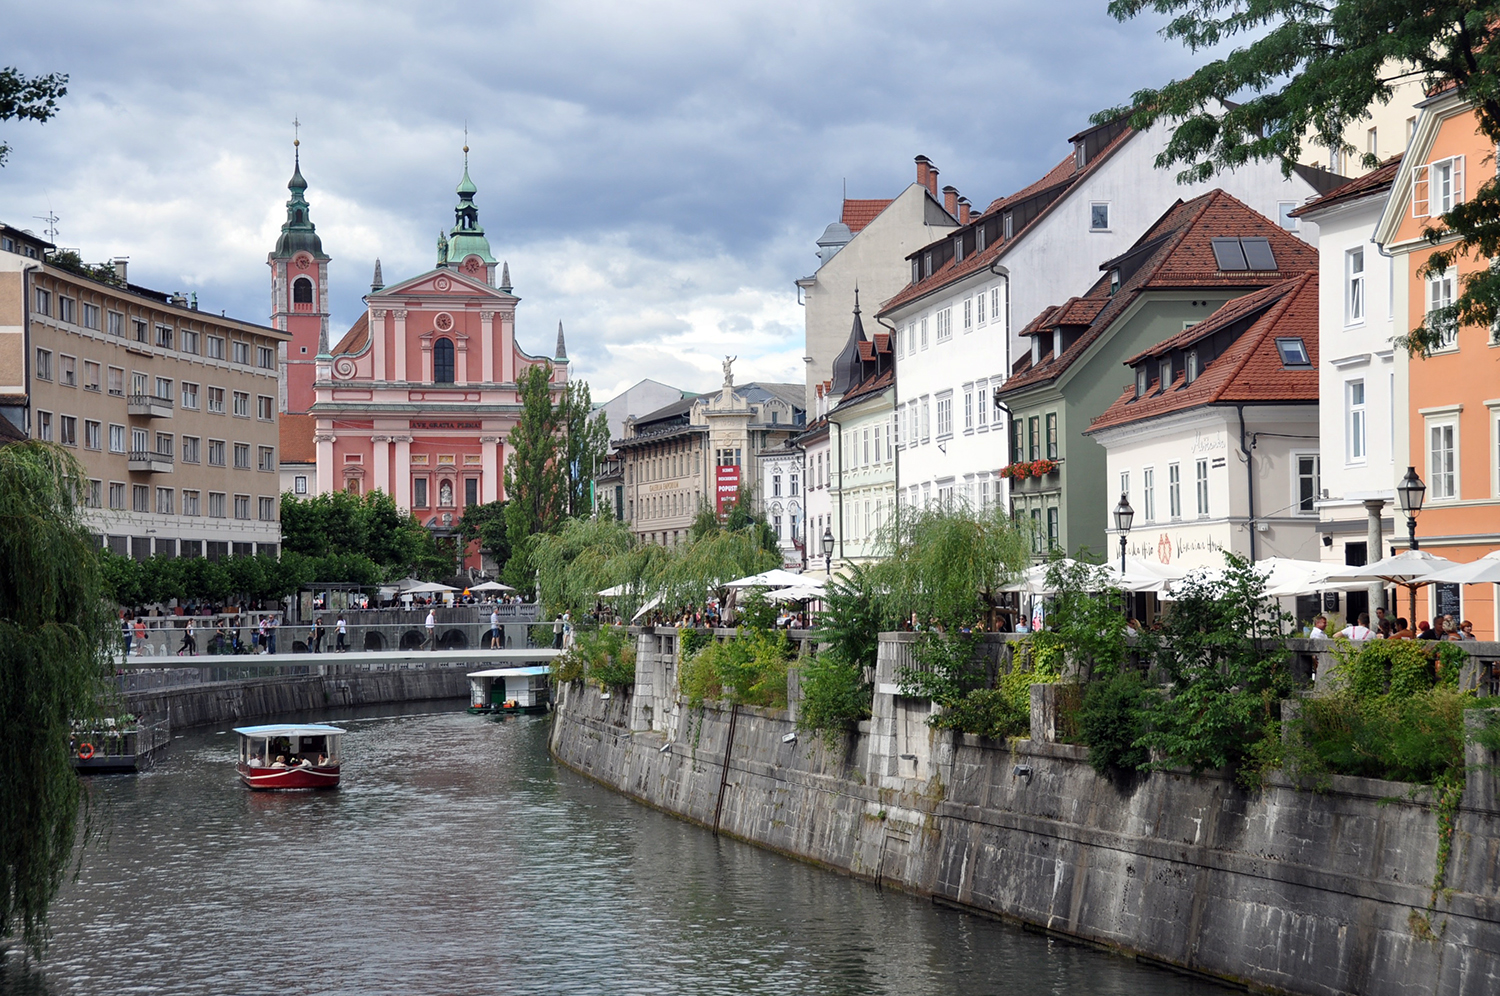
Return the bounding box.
[248,752,332,769]
[303,615,350,653]
[1306,608,1477,642]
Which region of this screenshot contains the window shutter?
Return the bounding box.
[1412,164,1429,218]
[1453,155,1465,204]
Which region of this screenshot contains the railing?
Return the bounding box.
[126,393,173,416]
[122,613,552,659]
[115,654,482,694]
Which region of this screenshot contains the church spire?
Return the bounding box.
[444,138,496,270]
[273,130,327,259]
[371,258,383,292]
[499,261,512,293]
[555,320,568,360]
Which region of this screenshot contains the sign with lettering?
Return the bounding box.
[410,421,482,430]
[715,465,741,516]
[1435,582,1462,618]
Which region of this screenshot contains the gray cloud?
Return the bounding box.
[1,0,1209,398]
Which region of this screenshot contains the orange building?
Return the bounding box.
[1375,87,1500,636]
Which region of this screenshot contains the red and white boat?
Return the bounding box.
[234,724,344,790]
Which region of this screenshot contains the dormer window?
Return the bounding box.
[1186,349,1199,383]
[953,236,964,263]
[1075,144,1086,170]
[1003,212,1014,240]
[1109,269,1120,295]
[1159,357,1172,391]
[1135,366,1148,397]
[1275,337,1311,367]
[923,252,933,279]
[975,226,987,252]
[912,259,920,285]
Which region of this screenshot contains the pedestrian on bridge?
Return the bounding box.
[336,614,348,652]
[489,607,501,649]
[425,608,437,650]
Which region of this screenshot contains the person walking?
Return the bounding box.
[311,617,325,654]
[336,613,347,652]
[258,616,270,654]
[489,606,501,649]
[425,607,437,650]
[133,617,147,656]
[178,619,196,657]
[267,615,279,655]
[121,611,133,658]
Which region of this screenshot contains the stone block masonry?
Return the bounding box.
[550,631,1500,996]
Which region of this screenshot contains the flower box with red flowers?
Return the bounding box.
[1030,458,1059,477]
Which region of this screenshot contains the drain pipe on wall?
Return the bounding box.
[1236,404,1258,562]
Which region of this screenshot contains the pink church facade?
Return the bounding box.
[274,154,568,542]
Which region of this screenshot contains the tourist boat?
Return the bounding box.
[468,665,552,715]
[234,723,344,789]
[71,716,171,774]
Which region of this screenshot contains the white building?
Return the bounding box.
[755,445,805,570]
[789,405,833,576]
[879,115,1345,512]
[824,299,896,566]
[1290,161,1403,619]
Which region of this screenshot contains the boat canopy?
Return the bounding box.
[234,724,346,738]
[468,666,552,679]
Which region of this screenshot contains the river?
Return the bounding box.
[2,704,1227,995]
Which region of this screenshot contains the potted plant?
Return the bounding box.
[1030,458,1059,476]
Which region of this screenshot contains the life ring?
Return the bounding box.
[78,743,95,760]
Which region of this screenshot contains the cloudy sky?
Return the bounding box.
[2,0,1209,402]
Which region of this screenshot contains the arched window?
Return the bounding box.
[292,277,313,304]
[433,337,455,383]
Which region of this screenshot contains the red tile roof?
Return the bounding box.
[1086,272,1319,434]
[1288,155,1402,218]
[279,413,317,464]
[998,189,1317,395]
[878,126,1135,317]
[331,311,370,355]
[842,198,894,234]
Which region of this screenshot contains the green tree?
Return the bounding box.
[504,363,565,567]
[531,516,638,618]
[559,381,611,518]
[0,442,113,957]
[459,499,511,571]
[1104,0,1500,356]
[1,66,68,167]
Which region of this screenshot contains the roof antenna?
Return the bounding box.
[34,210,58,244]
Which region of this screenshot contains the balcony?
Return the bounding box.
[127,393,173,418]
[127,450,174,473]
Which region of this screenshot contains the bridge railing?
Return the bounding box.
[122,616,556,659]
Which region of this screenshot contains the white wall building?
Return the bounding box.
[880,115,1345,512]
[756,445,804,570]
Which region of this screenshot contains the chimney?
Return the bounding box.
[958,197,971,224]
[926,164,940,197]
[915,155,932,192]
[112,257,128,284]
[942,185,958,218]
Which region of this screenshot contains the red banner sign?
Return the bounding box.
[715,465,741,516]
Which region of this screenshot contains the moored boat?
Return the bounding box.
[468,665,552,714]
[234,724,344,789]
[71,715,171,774]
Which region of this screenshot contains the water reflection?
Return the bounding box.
[2,704,1227,995]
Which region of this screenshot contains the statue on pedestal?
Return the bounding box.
[722,355,736,388]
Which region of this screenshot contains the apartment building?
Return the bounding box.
[0,223,291,558]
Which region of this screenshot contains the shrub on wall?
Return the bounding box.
[795,651,872,747]
[679,629,790,709]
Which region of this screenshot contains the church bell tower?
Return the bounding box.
[268,134,331,415]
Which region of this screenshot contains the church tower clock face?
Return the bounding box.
[461,255,485,277]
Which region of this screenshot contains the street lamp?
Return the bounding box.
[1396,466,1425,551]
[821,525,835,577]
[1113,493,1134,574]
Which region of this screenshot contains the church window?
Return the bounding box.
[292,277,313,304]
[434,338,455,383]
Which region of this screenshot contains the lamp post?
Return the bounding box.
[821,525,835,578]
[1113,493,1134,575]
[1396,466,1426,623]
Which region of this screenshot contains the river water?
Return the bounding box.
[2,704,1226,995]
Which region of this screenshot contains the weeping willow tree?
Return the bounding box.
[866,502,1031,631]
[531,516,672,621]
[1,442,114,958]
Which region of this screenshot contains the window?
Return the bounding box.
[109,483,125,510]
[257,345,274,370]
[206,336,225,359]
[434,337,455,383]
[208,439,226,466]
[790,473,799,496]
[84,480,101,508]
[259,497,275,521]
[1275,338,1311,366]
[1278,202,1299,231]
[1346,247,1365,324]
[1028,415,1040,461]
[1136,366,1149,397]
[294,475,308,495]
[772,473,781,497]
[1120,471,1130,505]
[258,446,275,471]
[36,411,51,441]
[293,277,313,304]
[132,485,149,513]
[1109,269,1121,295]
[1429,422,1457,499]
[155,432,172,457]
[181,330,199,354]
[35,349,51,381]
[920,317,929,349]
[156,487,174,515]
[83,361,100,392]
[920,397,930,441]
[990,287,1002,327]
[107,366,123,396]
[131,371,147,398]
[903,324,913,355]
[923,252,933,279]
[155,324,173,349]
[82,303,100,330]
[976,292,986,327]
[181,436,199,464]
[1297,455,1320,513]
[59,354,75,387]
[132,318,148,343]
[208,492,226,518]
[1012,418,1024,463]
[131,427,147,454]
[183,490,200,516]
[84,420,100,450]
[1143,467,1156,521]
[413,478,429,508]
[181,383,199,410]
[1347,380,1366,462]
[1159,356,1173,389]
[1003,212,1014,240]
[109,424,125,453]
[1367,127,1378,157]
[208,387,225,413]
[1090,202,1110,230]
[232,341,250,365]
[1195,459,1209,516]
[59,415,76,446]
[936,395,953,438]
[232,391,250,417]
[1168,463,1182,519]
[108,312,124,337]
[464,478,478,507]
[1210,237,1277,271]
[1047,506,1060,549]
[233,443,250,469]
[1045,412,1058,459]
[1426,268,1458,350]
[964,389,974,431]
[1413,157,1465,217]
[977,380,988,429]
[936,308,952,342]
[34,289,50,315]
[234,495,251,520]
[153,376,171,400]
[257,395,274,420]
[1186,350,1199,384]
[962,298,972,331]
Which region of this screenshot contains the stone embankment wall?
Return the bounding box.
[127,668,469,729]
[550,629,1500,996]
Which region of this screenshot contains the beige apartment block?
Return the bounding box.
[1,223,291,559]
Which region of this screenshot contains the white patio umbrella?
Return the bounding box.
[759,585,825,603]
[1321,549,1459,622]
[724,568,820,589]
[402,581,459,594]
[1424,549,1500,585]
[1117,557,1189,593]
[467,580,515,593]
